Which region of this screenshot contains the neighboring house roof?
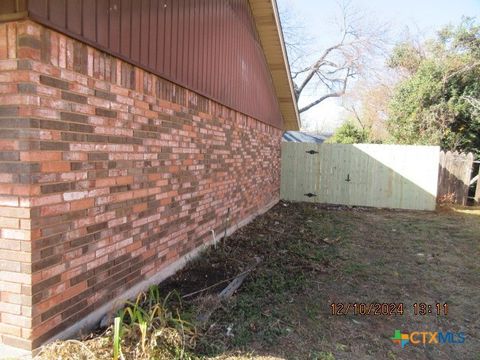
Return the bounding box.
[249,0,300,131]
[282,131,331,143]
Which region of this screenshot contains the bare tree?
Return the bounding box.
[281,0,388,115]
[341,75,397,141]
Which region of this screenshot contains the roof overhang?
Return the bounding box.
[248,0,300,131]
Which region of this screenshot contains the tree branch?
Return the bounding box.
[299,69,351,113]
[295,44,344,98]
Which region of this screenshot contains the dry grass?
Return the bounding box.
[35,290,198,360]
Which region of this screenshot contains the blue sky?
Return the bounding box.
[278,0,480,133]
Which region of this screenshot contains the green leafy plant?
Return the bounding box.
[329,121,371,144]
[113,288,198,359]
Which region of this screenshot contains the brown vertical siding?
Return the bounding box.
[19,0,282,128]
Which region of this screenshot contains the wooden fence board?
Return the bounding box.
[281,143,440,211]
[437,151,474,205]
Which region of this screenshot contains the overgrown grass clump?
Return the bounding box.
[35,287,198,360]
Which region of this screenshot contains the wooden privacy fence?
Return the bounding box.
[281,143,440,211]
[438,151,479,205]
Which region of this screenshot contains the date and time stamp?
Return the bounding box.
[330,302,449,316]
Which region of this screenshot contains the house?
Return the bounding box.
[0,0,299,353]
[282,131,331,143]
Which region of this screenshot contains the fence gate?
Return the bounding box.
[280,143,440,211]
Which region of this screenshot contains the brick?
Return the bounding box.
[17,59,32,70]
[86,221,107,234]
[32,254,62,272]
[61,91,87,104]
[39,263,65,281]
[39,75,69,90]
[13,184,40,196]
[0,280,22,293]
[21,306,32,317]
[0,260,21,272]
[17,35,41,50]
[95,178,116,187]
[17,46,41,61]
[21,284,32,298]
[18,83,36,94]
[132,203,147,213]
[2,335,32,350]
[60,111,89,123]
[20,219,32,230]
[39,119,69,131]
[30,194,62,207]
[0,151,19,161]
[6,24,17,59]
[0,140,18,150]
[0,94,39,106]
[0,175,14,184]
[0,323,22,337]
[0,59,17,71]
[41,182,73,194]
[1,314,31,330]
[0,162,39,174]
[0,117,38,128]
[39,141,69,151]
[32,275,61,294]
[41,161,71,173]
[116,176,133,185]
[0,217,19,229]
[70,198,94,211]
[62,191,87,202]
[0,206,30,219]
[94,89,116,101]
[1,229,30,241]
[88,152,108,161]
[62,152,88,161]
[0,106,19,117]
[20,151,61,161]
[0,299,22,315]
[0,195,18,207]
[0,243,22,258]
[0,271,31,285]
[95,107,117,118]
[40,203,70,217]
[69,122,93,133]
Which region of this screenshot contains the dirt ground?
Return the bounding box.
[159,201,480,360]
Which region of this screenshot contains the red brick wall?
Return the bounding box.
[0,20,282,350]
[0,21,36,350]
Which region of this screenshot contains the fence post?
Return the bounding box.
[475,166,480,206]
[463,153,474,206]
